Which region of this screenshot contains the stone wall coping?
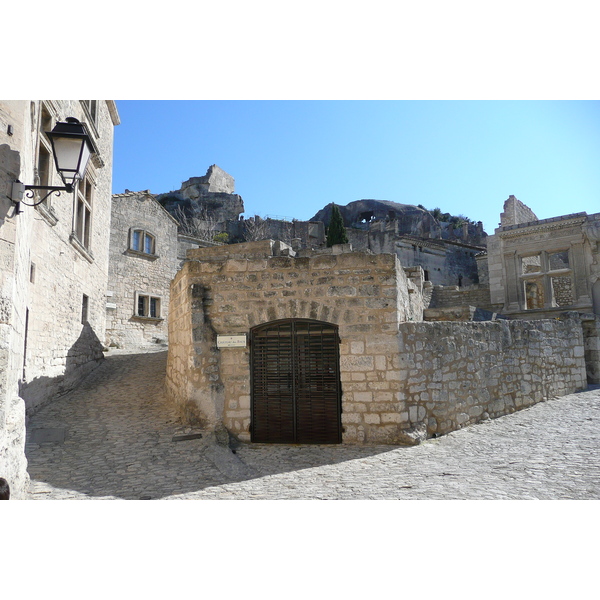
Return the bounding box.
[396,233,486,252]
[498,212,587,237]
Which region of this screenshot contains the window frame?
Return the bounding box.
[519,248,575,310]
[128,228,158,258]
[34,103,59,224]
[73,175,94,251]
[133,292,163,321]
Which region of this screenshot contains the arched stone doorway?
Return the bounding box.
[250,319,342,444]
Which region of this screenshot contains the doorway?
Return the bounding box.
[250,319,342,444]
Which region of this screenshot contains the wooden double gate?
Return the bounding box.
[250,319,342,444]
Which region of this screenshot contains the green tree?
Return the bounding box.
[326,204,349,247]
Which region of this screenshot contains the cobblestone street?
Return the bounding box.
[25,348,600,500]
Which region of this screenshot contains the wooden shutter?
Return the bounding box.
[251,319,341,444]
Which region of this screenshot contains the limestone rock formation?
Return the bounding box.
[157,165,244,224]
[311,199,486,246]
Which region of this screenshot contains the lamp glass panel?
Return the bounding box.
[52,137,84,175]
[76,142,91,179]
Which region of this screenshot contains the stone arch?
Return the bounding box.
[246,298,344,330]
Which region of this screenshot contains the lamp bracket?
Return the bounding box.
[10,180,74,211]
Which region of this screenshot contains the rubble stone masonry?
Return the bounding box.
[398,317,587,437]
[167,241,423,443]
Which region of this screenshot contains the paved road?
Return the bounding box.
[25,348,600,500]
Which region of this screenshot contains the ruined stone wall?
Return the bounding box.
[398,317,587,437]
[182,165,235,195]
[428,285,494,310]
[488,209,597,316]
[500,195,538,227]
[106,192,179,348]
[157,165,244,224]
[346,227,482,286]
[166,243,424,444]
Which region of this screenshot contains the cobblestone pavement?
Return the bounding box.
[25,348,600,500]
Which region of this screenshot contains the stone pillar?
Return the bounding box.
[503,252,520,311]
[571,241,592,306]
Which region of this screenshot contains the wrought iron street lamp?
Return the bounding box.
[11,117,94,210]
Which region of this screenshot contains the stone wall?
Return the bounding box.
[583,315,600,384]
[166,242,424,444]
[500,195,538,227]
[398,317,587,437]
[428,284,494,311]
[347,226,483,287]
[106,191,179,348]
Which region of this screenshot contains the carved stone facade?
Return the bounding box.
[0,100,119,497]
[487,196,600,319]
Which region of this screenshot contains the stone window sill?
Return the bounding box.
[35,202,59,226]
[131,315,164,323]
[69,233,94,263]
[125,249,159,261]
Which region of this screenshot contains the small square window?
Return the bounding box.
[130,230,155,255]
[136,294,161,319]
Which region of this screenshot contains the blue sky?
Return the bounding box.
[113,100,599,234]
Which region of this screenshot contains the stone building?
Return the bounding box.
[106,190,180,348]
[0,100,119,497]
[166,239,589,445]
[106,188,226,349]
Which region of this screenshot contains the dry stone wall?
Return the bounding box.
[583,315,600,384]
[398,317,587,437]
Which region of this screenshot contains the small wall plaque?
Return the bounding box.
[217,334,247,348]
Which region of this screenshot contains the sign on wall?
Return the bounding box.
[217,334,247,348]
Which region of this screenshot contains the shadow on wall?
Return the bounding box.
[0,144,21,224]
[20,322,105,417]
